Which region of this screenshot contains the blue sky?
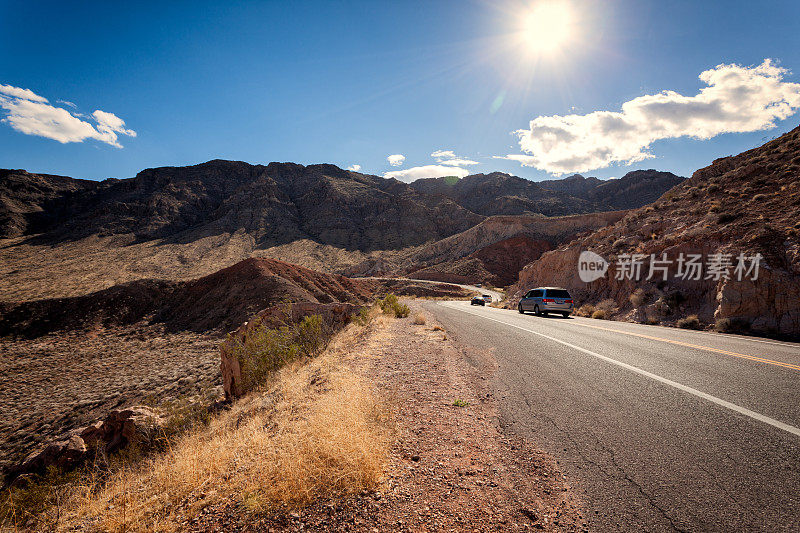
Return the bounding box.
[2,0,800,182]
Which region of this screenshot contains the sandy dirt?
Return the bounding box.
[0,325,222,473]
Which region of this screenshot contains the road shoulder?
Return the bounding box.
[294,300,586,531]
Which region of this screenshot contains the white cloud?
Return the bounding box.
[500,59,800,175]
[346,164,362,171]
[387,154,406,167]
[431,149,456,160]
[431,149,478,166]
[0,84,49,103]
[0,83,136,148]
[385,164,470,183]
[437,157,479,166]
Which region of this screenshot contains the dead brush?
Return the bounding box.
[16,323,393,532]
[412,313,426,325]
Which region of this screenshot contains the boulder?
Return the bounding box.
[8,406,164,481]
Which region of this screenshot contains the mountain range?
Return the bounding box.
[1,163,682,245]
[0,162,683,300]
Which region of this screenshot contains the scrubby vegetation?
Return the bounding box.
[574,304,596,317]
[629,288,646,307]
[412,313,426,325]
[229,314,332,395]
[351,306,373,326]
[3,313,392,531]
[378,294,410,318]
[677,314,703,330]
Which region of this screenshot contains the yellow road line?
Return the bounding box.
[575,322,800,372]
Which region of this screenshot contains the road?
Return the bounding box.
[424,300,800,532]
[365,276,504,302]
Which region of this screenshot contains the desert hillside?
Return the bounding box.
[0,162,675,300]
[0,257,470,475]
[509,126,800,337]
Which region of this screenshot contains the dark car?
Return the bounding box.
[470,296,486,306]
[518,287,573,317]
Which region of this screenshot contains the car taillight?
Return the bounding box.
[542,298,554,303]
[565,300,573,304]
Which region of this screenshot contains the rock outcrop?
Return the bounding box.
[9,407,164,481]
[508,126,800,338]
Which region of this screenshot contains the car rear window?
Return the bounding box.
[546,289,571,298]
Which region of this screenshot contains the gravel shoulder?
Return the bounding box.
[216,300,586,531]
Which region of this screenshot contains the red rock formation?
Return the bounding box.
[509,126,800,337]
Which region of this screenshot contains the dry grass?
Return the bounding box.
[412,313,426,325]
[676,314,703,330]
[629,288,646,307]
[14,324,393,532]
[596,299,619,316]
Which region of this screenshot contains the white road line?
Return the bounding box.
[439,301,800,438]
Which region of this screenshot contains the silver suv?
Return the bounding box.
[518,287,573,317]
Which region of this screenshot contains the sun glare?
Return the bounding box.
[521,1,574,54]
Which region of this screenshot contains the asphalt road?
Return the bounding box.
[425,300,800,532]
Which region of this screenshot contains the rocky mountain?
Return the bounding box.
[0,169,96,237]
[508,126,800,338]
[537,174,602,196]
[0,161,681,299]
[410,169,685,215]
[0,161,483,250]
[392,212,628,286]
[2,163,683,245]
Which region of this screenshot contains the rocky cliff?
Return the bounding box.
[1,161,483,250]
[508,126,800,338]
[411,169,685,215]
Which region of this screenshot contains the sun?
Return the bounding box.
[521,1,574,54]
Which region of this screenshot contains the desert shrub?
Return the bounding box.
[663,291,686,310]
[231,314,332,394]
[574,304,596,317]
[629,288,646,307]
[351,306,373,326]
[676,314,702,330]
[412,313,426,325]
[715,317,750,334]
[591,309,607,320]
[596,299,619,315]
[452,399,469,407]
[707,184,720,193]
[378,294,410,318]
